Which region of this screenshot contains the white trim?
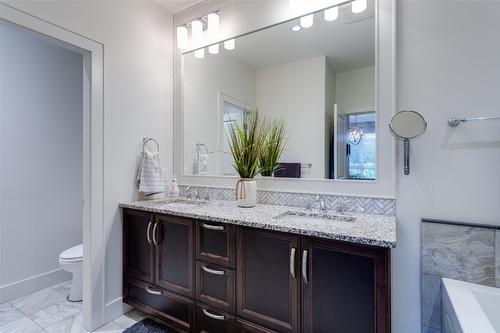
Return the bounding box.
[0,4,105,331]
[0,269,71,302]
[173,0,396,197]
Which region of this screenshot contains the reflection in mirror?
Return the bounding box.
[183,0,376,180]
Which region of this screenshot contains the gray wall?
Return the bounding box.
[395,1,500,332]
[0,21,83,300]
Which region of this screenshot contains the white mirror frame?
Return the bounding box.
[173,0,395,198]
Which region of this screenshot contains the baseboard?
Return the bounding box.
[0,268,71,302]
[104,297,132,323]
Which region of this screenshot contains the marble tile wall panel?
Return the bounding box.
[421,221,497,333]
[178,185,396,215]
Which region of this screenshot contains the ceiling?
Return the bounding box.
[153,0,205,14]
[186,2,375,73]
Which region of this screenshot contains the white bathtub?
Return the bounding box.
[442,278,500,333]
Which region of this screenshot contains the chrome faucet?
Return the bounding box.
[314,195,328,213]
[187,187,200,200]
[335,199,350,214]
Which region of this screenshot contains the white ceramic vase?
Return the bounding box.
[236,178,257,208]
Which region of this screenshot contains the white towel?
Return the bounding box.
[196,152,209,175]
[136,151,164,195]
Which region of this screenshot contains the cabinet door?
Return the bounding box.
[236,228,300,333]
[196,221,235,268]
[236,320,278,333]
[301,238,390,333]
[123,209,155,283]
[155,215,195,298]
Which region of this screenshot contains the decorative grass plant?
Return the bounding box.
[259,118,288,176]
[227,111,267,179]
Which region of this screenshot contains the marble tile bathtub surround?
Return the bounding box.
[178,185,396,215]
[420,220,500,333]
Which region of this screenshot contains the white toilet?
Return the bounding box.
[59,244,83,302]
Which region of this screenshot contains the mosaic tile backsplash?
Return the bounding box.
[178,185,396,215]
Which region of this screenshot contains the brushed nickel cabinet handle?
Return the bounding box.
[202,265,225,276]
[302,250,308,284]
[290,247,296,279]
[145,286,161,296]
[146,222,152,245]
[201,223,224,231]
[152,222,159,246]
[202,308,225,321]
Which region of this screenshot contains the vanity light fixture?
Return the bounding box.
[348,127,363,145]
[191,19,204,48]
[176,26,188,49]
[207,12,220,36]
[194,48,205,59]
[324,6,339,21]
[291,25,302,32]
[300,14,314,28]
[208,43,219,54]
[352,0,367,13]
[224,39,235,50]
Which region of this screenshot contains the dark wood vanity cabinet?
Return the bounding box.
[236,229,300,333]
[123,209,155,283]
[122,208,391,333]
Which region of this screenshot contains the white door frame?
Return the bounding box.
[0,4,105,331]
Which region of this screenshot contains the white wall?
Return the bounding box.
[2,0,174,321]
[183,51,256,175]
[256,56,327,178]
[394,1,500,332]
[0,20,83,300]
[336,66,375,113]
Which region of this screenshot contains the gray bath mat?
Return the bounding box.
[123,318,179,333]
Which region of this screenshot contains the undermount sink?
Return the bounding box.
[274,211,356,224]
[155,198,208,206]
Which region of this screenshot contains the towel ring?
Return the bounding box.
[143,137,160,154]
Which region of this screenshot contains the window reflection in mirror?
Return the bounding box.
[182,0,376,181]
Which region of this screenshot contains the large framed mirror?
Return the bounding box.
[174,0,395,195]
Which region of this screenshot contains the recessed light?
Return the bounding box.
[291,25,302,32]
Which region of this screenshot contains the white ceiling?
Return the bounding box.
[186,2,375,72]
[153,0,205,14]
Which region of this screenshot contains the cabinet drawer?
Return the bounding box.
[124,278,194,332]
[236,319,278,333]
[196,261,235,313]
[196,221,235,268]
[195,304,235,333]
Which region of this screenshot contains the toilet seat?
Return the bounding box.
[59,244,83,262]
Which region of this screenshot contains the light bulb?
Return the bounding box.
[208,43,219,54]
[324,7,338,21]
[176,26,188,49]
[191,20,203,47]
[300,14,314,28]
[194,48,205,59]
[207,13,219,36]
[224,39,235,50]
[352,0,367,13]
[291,25,302,32]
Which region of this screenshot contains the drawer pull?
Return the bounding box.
[290,247,296,279]
[145,286,162,296]
[146,222,152,245]
[201,223,224,231]
[202,308,225,321]
[302,250,309,284]
[202,265,225,276]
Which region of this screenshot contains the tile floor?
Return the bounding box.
[0,280,150,332]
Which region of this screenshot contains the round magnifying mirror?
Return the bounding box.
[389,110,427,139]
[389,110,427,175]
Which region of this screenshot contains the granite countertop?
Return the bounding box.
[119,199,396,248]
